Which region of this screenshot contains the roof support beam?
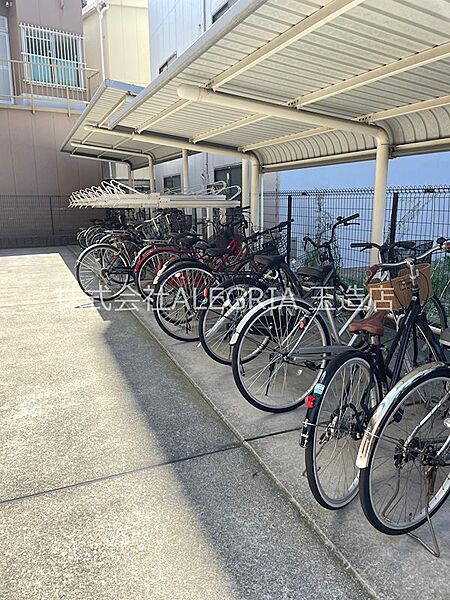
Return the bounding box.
[241,95,450,151]
[177,84,389,143]
[83,124,260,165]
[191,114,266,143]
[136,99,191,133]
[71,142,154,160]
[366,95,450,122]
[207,0,365,90]
[298,43,450,106]
[242,126,330,151]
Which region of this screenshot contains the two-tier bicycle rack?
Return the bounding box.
[69,179,241,211]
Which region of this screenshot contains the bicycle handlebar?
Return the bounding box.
[337,213,360,226]
[375,238,450,270]
[350,240,416,251]
[303,213,360,251]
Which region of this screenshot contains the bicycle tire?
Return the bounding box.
[76,243,131,301]
[198,275,269,365]
[359,364,450,535]
[303,350,381,510]
[231,296,330,413]
[153,261,219,342]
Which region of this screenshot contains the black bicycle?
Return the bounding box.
[300,238,449,510]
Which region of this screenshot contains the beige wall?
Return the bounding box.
[0,108,102,196]
[83,0,150,88]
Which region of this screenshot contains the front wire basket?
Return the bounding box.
[367,263,433,311]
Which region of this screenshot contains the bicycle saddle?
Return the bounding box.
[172,232,200,241]
[194,240,212,250]
[296,264,333,281]
[254,254,286,268]
[348,311,386,336]
[206,247,229,258]
[179,236,201,247]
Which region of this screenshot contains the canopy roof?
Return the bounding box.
[62,0,450,171]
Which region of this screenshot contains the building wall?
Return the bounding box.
[0,108,101,196]
[149,0,236,80]
[83,0,150,88]
[148,0,278,203]
[0,0,103,247]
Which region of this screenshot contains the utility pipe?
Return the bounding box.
[177,85,390,246]
[177,84,388,141]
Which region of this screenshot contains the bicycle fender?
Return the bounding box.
[356,362,448,469]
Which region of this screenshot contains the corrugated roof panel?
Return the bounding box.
[61,0,450,170]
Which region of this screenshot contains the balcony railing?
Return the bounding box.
[0,58,99,114]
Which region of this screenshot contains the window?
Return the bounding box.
[214,164,242,200]
[163,174,181,192]
[159,52,177,74]
[20,23,84,89]
[212,2,230,23]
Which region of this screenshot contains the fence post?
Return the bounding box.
[49,197,55,241]
[286,194,292,263]
[388,190,399,261]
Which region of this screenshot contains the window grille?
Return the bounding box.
[159,52,177,74]
[163,174,181,192]
[212,2,230,23]
[19,23,84,89]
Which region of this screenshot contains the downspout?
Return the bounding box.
[95,1,110,81]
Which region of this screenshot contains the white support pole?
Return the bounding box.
[148,157,155,192]
[370,139,390,265]
[250,159,260,230]
[148,157,155,218]
[181,149,194,224]
[181,149,189,192]
[241,158,249,209]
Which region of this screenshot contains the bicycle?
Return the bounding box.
[357,359,450,556]
[300,238,450,511]
[228,213,377,413]
[197,221,299,365]
[151,220,293,342]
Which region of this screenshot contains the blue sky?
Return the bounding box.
[279,151,450,189]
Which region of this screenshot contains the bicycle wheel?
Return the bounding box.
[76,243,130,301]
[231,297,330,413]
[198,276,269,365]
[135,248,180,300]
[359,364,450,535]
[153,262,218,342]
[303,350,381,509]
[423,295,448,335]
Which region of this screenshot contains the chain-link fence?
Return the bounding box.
[0,195,105,249]
[264,185,450,306]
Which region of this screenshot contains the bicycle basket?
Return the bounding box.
[367,263,433,311]
[251,227,288,256]
[381,240,433,266]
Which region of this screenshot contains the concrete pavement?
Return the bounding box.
[0,247,370,600]
[132,257,450,600]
